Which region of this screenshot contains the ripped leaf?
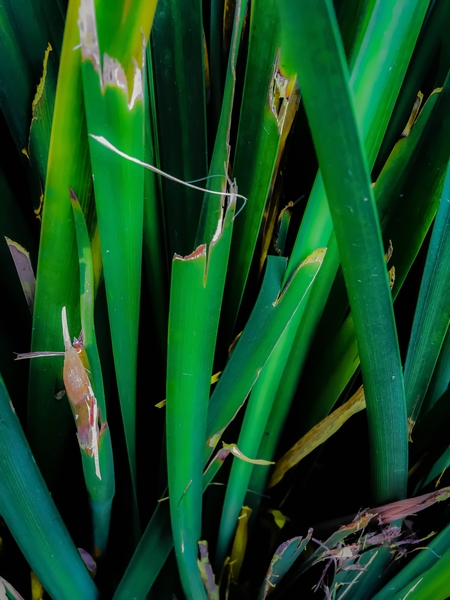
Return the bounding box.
[27,42,57,184]
[197,541,219,600]
[62,307,101,480]
[228,506,252,582]
[0,577,24,600]
[368,487,450,525]
[268,386,366,488]
[70,190,114,555]
[257,530,312,600]
[79,0,157,534]
[166,184,237,599]
[5,237,36,313]
[222,442,275,466]
[206,249,326,461]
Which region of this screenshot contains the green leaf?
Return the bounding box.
[279,0,407,503]
[27,0,93,485]
[221,0,294,331]
[80,0,157,529]
[373,521,450,600]
[257,532,312,600]
[150,0,207,258]
[404,159,450,419]
[389,545,450,600]
[0,374,98,599]
[195,0,248,246]
[166,195,236,599]
[246,0,431,511]
[71,192,114,557]
[205,249,325,463]
[301,80,450,436]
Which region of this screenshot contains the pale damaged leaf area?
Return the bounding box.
[17,308,104,480]
[5,237,36,313]
[0,576,25,600]
[274,247,326,305]
[62,307,102,480]
[197,541,219,600]
[269,386,366,488]
[258,530,312,600]
[222,442,275,466]
[221,506,252,587]
[78,0,143,109]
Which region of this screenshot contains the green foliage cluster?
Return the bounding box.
[0,0,450,598]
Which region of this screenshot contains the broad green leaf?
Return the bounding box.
[373,520,450,600]
[257,531,312,600]
[71,192,114,557]
[151,0,207,258]
[389,545,450,600]
[302,81,450,436]
[404,159,450,419]
[0,374,98,599]
[166,195,236,600]
[279,0,407,503]
[221,0,298,333]
[27,0,93,485]
[205,249,325,463]
[79,0,157,529]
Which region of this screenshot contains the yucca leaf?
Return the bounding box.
[422,325,450,414]
[71,192,114,557]
[79,0,157,529]
[166,195,236,599]
[0,373,98,599]
[142,44,168,368]
[404,160,450,419]
[27,0,93,485]
[195,0,247,246]
[27,43,57,186]
[280,0,407,502]
[257,532,312,600]
[0,0,62,152]
[376,1,448,171]
[302,80,450,436]
[389,545,450,600]
[245,0,430,513]
[373,520,450,600]
[221,0,294,332]
[150,0,207,258]
[205,249,325,463]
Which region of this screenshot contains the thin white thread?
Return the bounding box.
[187,174,224,184]
[89,134,248,213]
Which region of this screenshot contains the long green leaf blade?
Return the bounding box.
[27,0,92,485]
[71,192,114,557]
[166,197,236,599]
[79,0,157,527]
[404,159,450,419]
[279,0,407,502]
[0,374,98,599]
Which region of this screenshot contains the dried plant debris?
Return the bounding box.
[305,488,450,598]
